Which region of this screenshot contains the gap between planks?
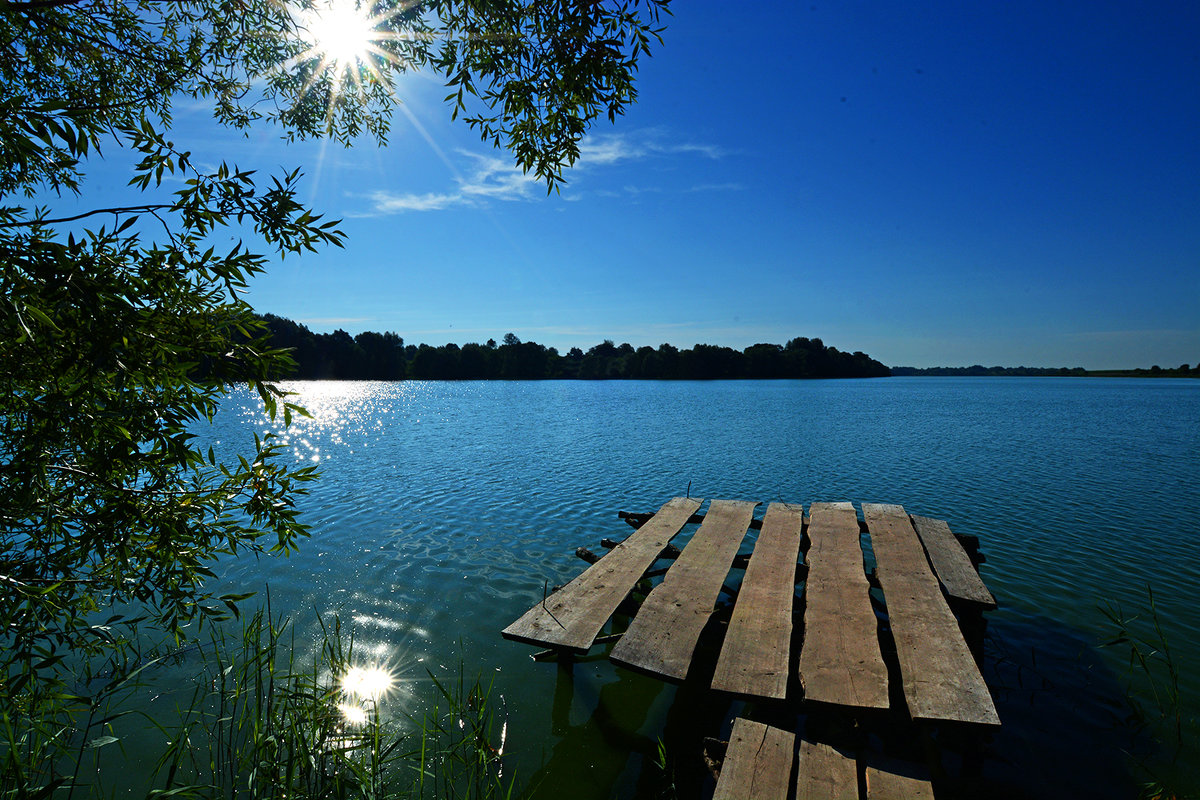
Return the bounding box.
[863,503,1000,726]
[711,502,805,699]
[610,499,757,680]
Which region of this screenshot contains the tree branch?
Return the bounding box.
[0,205,169,228]
[4,0,90,11]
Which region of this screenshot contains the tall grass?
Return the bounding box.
[410,665,514,800]
[1101,584,1193,800]
[1,607,516,799]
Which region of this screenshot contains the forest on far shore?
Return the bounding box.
[260,315,892,380]
[891,364,1200,377]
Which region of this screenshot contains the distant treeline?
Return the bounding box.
[891,365,1089,376]
[259,315,892,380]
[892,364,1200,377]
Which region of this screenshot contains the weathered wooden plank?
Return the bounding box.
[711,502,804,699]
[864,765,934,799]
[795,739,859,800]
[713,718,795,800]
[863,503,1000,726]
[909,515,996,608]
[610,499,757,680]
[501,496,702,652]
[797,502,890,709]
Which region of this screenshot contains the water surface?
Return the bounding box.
[200,377,1200,797]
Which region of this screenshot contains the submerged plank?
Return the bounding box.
[501,496,702,652]
[863,503,1000,726]
[711,502,804,699]
[610,499,757,680]
[795,739,859,800]
[909,515,996,608]
[713,718,795,800]
[797,502,890,709]
[864,765,934,799]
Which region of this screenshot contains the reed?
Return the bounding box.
[1101,585,1193,800]
[1,605,516,799]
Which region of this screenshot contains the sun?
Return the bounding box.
[300,0,378,72]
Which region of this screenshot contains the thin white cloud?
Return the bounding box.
[578,136,643,165]
[578,131,726,166]
[353,129,726,215]
[668,142,725,159]
[365,191,460,212]
[688,182,744,193]
[352,150,539,216]
[298,316,376,326]
[456,151,541,199]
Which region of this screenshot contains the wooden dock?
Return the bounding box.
[503,496,701,653]
[797,501,889,710]
[502,498,1001,798]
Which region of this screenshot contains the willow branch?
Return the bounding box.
[0,205,169,229]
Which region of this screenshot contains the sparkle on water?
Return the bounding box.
[338,663,396,725]
[205,378,1200,797]
[342,664,395,701]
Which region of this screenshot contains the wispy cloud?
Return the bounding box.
[298,316,376,327]
[578,136,640,165]
[687,182,744,193]
[457,151,542,199]
[578,131,726,166]
[353,129,726,215]
[366,191,460,212]
[595,184,665,199]
[351,150,541,216]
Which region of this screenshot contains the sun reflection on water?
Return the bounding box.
[335,663,397,727]
[337,702,370,727]
[342,664,395,702]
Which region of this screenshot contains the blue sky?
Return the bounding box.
[75,1,1200,368]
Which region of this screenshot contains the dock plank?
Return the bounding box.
[795,739,859,800]
[713,718,795,800]
[798,502,890,709]
[711,502,804,699]
[909,515,996,608]
[863,503,1000,726]
[864,765,934,799]
[610,499,757,680]
[501,496,702,652]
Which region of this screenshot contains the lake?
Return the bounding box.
[199,377,1199,798]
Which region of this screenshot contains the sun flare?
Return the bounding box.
[341,664,395,702]
[301,0,377,71]
[336,663,396,726]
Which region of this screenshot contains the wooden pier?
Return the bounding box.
[503,498,1001,799]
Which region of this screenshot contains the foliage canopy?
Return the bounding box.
[0,0,669,782]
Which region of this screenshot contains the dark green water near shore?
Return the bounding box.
[193,377,1199,797]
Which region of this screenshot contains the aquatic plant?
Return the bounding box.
[1100,585,1194,800]
[0,607,516,799]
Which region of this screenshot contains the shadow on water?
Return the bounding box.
[523,663,665,799]
[520,608,1151,800]
[966,612,1149,800]
[523,615,736,800]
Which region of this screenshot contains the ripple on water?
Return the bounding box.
[197,378,1200,797]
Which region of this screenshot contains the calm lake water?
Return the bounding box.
[198,377,1199,798]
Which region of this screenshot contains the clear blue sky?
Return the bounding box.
[85,1,1200,368]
